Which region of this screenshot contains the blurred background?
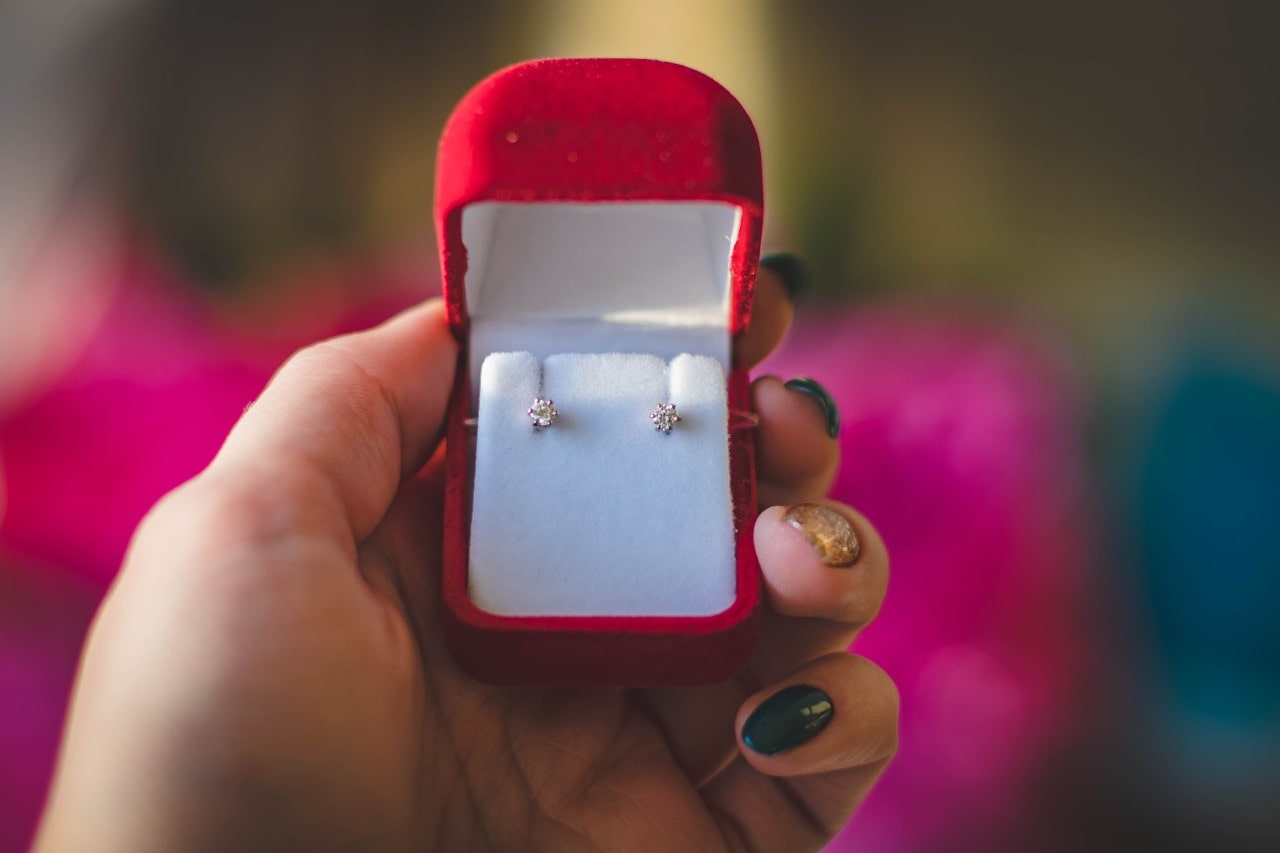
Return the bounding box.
[2,1,1277,850]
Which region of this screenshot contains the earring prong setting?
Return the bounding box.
[650,402,681,433]
[528,397,558,429]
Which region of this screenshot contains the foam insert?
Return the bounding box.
[469,351,736,617]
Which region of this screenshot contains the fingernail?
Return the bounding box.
[760,253,810,303]
[784,377,840,439]
[742,684,835,756]
[784,503,861,567]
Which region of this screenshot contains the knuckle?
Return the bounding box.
[836,592,880,631]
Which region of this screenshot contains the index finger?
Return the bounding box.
[207,298,457,544]
[734,266,795,369]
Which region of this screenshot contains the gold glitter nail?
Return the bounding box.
[784,503,861,567]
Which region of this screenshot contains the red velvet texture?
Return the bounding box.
[436,59,763,686]
[435,58,764,335]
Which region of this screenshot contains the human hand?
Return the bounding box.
[35,262,897,852]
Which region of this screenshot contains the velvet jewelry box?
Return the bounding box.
[436,58,764,686]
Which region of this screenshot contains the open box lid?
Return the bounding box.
[435,58,764,384]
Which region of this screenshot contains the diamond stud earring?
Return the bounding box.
[650,402,681,433]
[528,397,558,429]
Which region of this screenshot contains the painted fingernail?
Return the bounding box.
[760,253,810,303]
[742,684,835,756]
[784,377,840,438]
[784,503,861,567]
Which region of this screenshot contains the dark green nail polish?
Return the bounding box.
[760,253,810,303]
[784,377,841,439]
[742,684,834,756]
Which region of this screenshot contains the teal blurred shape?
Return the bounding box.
[1136,345,1280,808]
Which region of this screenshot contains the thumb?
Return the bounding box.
[208,298,457,542]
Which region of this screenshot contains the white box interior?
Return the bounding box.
[460,201,743,618]
[462,202,741,391]
[469,352,736,617]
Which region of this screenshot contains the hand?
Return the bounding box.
[35,266,897,852]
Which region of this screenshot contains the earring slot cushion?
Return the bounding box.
[469,351,735,617]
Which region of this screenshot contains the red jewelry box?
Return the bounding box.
[436,58,763,686]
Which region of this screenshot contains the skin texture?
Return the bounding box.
[34,271,898,852]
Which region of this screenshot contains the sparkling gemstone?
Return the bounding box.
[650,402,681,433]
[528,398,557,428]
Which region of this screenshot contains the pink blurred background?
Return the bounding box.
[2,1,1277,850]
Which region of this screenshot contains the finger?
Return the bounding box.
[736,253,810,369]
[739,500,888,703]
[754,502,887,630]
[203,299,457,544]
[737,653,897,774]
[631,502,888,786]
[754,376,840,508]
[702,654,898,849]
